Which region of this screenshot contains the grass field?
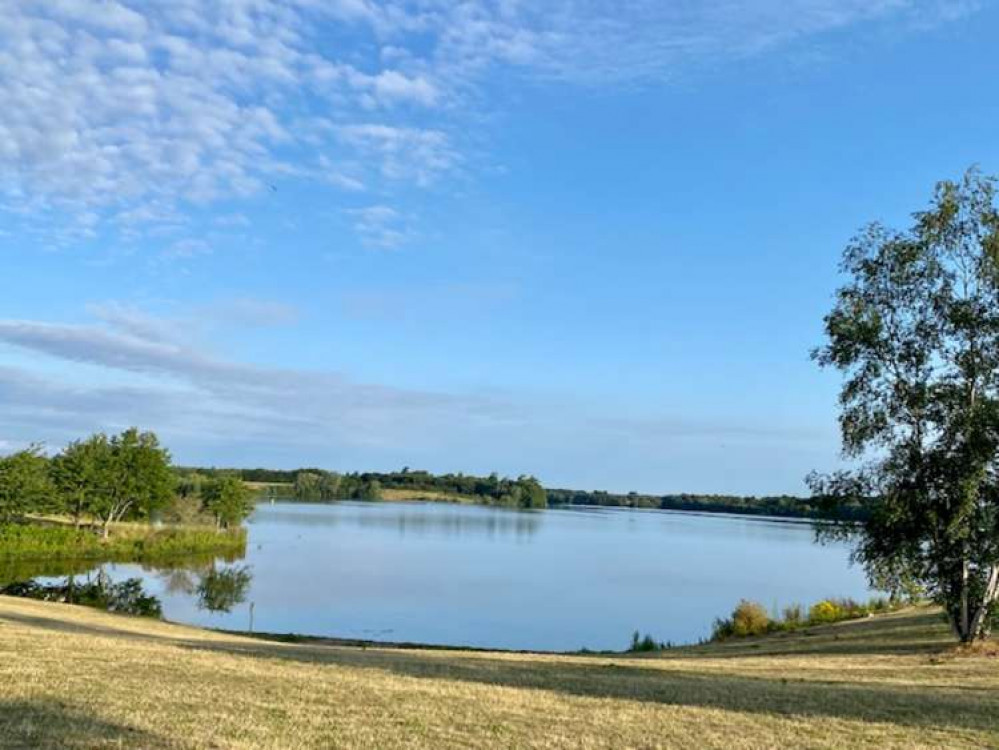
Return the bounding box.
[0,598,996,749]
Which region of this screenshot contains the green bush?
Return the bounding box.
[712,595,908,641]
[628,631,667,652]
[808,600,844,624]
[712,600,771,640]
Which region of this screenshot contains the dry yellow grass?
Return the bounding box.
[379,488,477,503]
[0,597,996,749]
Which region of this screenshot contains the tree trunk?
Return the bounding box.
[961,558,969,639]
[968,565,999,642]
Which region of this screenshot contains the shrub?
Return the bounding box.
[731,600,770,636]
[712,600,770,640]
[712,595,908,641]
[628,631,666,652]
[808,600,844,624]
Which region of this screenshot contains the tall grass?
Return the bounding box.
[0,523,246,562]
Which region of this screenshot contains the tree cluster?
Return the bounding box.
[0,428,254,535]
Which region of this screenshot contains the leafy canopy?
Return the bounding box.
[812,167,999,642]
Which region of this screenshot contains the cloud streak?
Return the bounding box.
[0,309,515,454]
[0,304,835,491]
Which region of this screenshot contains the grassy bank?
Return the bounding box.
[379,487,479,503]
[0,598,996,749]
[0,521,246,562]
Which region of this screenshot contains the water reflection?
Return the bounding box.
[258,501,541,539]
[1,502,872,650]
[1,572,162,617]
[196,565,252,613]
[4,558,254,618]
[0,557,99,586]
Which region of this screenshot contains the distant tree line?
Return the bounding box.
[292,471,383,501]
[545,488,872,521]
[180,466,549,509]
[173,463,871,519]
[0,428,255,535]
[377,469,547,509]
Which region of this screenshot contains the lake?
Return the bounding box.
[28,501,872,651]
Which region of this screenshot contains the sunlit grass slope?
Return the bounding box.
[0,597,995,749]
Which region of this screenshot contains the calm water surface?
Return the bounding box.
[44,501,873,651]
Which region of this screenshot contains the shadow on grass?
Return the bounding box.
[0,610,172,644]
[3,604,996,737]
[0,699,169,749]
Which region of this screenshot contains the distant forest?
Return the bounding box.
[176,467,548,510]
[545,488,871,521]
[175,466,870,520]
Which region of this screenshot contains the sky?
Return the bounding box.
[2,0,998,495]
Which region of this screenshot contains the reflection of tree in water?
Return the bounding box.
[152,558,253,614]
[265,507,543,539]
[196,565,252,613]
[0,557,96,587]
[2,551,253,618]
[0,568,162,618]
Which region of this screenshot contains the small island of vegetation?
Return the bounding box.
[0,428,253,563]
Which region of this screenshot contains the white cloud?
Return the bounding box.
[345,204,412,249]
[367,70,440,107]
[0,0,980,250]
[337,124,457,186]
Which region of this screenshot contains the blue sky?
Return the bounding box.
[2,0,998,494]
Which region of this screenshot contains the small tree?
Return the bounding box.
[812,168,999,642]
[0,446,51,523]
[65,429,174,538]
[294,471,322,500]
[202,474,254,530]
[517,476,548,509]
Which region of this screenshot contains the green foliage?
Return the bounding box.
[0,446,53,522]
[202,474,254,529]
[712,596,901,641]
[280,467,546,508]
[0,428,256,566]
[546,488,871,520]
[44,429,175,534]
[161,493,210,525]
[293,470,381,501]
[811,168,999,642]
[0,523,246,562]
[712,600,771,639]
[808,600,843,624]
[628,631,670,652]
